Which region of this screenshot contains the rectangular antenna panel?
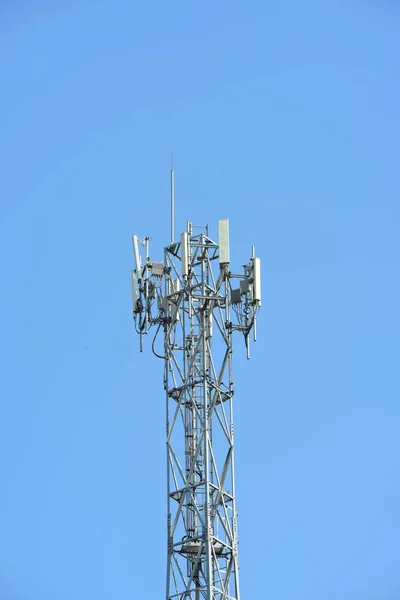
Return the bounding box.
[253,257,261,305]
[169,278,181,295]
[240,278,250,294]
[170,301,180,323]
[231,288,241,304]
[181,232,189,276]
[218,219,230,265]
[132,235,142,278]
[131,270,138,312]
[152,261,164,277]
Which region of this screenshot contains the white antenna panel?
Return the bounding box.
[169,278,180,295]
[181,232,189,276]
[253,257,261,305]
[170,301,180,323]
[132,235,142,278]
[218,219,230,265]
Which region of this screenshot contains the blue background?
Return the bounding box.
[1,1,399,598]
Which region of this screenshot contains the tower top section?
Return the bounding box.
[131,218,261,358]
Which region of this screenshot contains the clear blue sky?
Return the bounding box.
[1,1,399,598]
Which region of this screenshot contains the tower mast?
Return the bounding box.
[131,185,261,600]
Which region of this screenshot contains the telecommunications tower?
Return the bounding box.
[131,165,261,600]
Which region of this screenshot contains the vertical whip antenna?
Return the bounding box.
[170,152,175,244]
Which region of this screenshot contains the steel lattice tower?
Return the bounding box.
[131,189,261,600]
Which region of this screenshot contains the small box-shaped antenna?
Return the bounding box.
[152,262,164,277]
[253,257,261,305]
[240,279,250,295]
[132,235,142,279]
[231,289,241,304]
[181,232,189,276]
[218,219,230,265]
